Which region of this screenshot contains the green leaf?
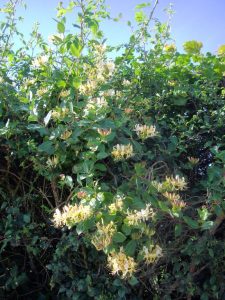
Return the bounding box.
[113,232,127,243]
[158,201,170,213]
[57,21,65,33]
[125,240,137,256]
[183,216,199,229]
[135,11,145,23]
[70,38,82,57]
[128,276,139,286]
[136,3,151,9]
[23,214,30,223]
[201,221,214,230]
[57,80,66,88]
[175,223,182,237]
[122,224,132,236]
[173,97,187,106]
[38,141,55,155]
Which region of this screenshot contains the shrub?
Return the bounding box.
[0,0,225,299]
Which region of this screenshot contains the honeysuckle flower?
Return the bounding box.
[47,156,59,168]
[164,175,187,191]
[53,203,92,228]
[164,44,176,53]
[163,192,186,209]
[32,55,48,68]
[108,196,124,214]
[141,245,163,264]
[51,108,69,120]
[36,87,48,97]
[104,61,115,75]
[59,90,70,98]
[111,144,134,161]
[77,191,87,199]
[60,130,72,140]
[122,79,131,86]
[183,40,203,54]
[91,221,116,251]
[188,157,199,165]
[134,124,157,140]
[97,128,112,137]
[217,45,225,57]
[107,248,137,278]
[125,204,155,225]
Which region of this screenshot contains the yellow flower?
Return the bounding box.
[51,108,69,120]
[164,175,187,191]
[141,245,162,265]
[125,204,155,225]
[188,157,199,165]
[59,90,70,98]
[32,55,48,68]
[217,45,225,57]
[107,248,137,278]
[36,87,48,97]
[53,203,92,228]
[164,44,176,53]
[109,195,124,214]
[111,144,134,161]
[163,192,186,209]
[97,128,112,137]
[60,130,72,140]
[91,221,116,251]
[47,156,59,168]
[124,108,134,114]
[183,40,203,54]
[134,124,157,140]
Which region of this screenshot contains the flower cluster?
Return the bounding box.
[111,144,134,161]
[79,52,115,96]
[108,195,124,214]
[91,221,116,251]
[36,87,48,97]
[32,55,48,68]
[164,175,187,191]
[51,108,69,120]
[163,192,186,209]
[97,128,112,137]
[53,203,92,228]
[125,204,155,225]
[152,175,187,193]
[164,44,176,53]
[47,156,59,168]
[59,90,70,98]
[141,245,163,264]
[217,44,225,57]
[188,156,199,165]
[60,130,72,140]
[107,248,137,278]
[134,124,157,140]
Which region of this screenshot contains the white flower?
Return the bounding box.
[32,55,48,68]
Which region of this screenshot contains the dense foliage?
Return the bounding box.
[0,0,225,299]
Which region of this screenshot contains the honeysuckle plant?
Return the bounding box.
[0,0,225,299]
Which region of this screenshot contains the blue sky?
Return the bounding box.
[2,0,225,54]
